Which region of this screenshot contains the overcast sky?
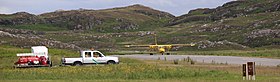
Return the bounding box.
[0,0,234,16]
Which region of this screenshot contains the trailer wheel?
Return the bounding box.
[73,61,82,66]
[49,61,53,67]
[107,60,116,64]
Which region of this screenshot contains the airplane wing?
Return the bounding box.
[171,43,196,47]
[124,45,150,47]
[125,44,195,48]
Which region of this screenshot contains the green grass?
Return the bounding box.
[0,15,16,19]
[0,24,67,31]
[2,80,280,82]
[0,64,239,80]
[0,45,237,80]
[1,45,280,81]
[0,45,238,81]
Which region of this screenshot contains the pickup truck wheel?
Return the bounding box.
[73,62,82,66]
[107,61,116,64]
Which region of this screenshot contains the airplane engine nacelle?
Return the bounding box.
[159,48,165,53]
[149,45,156,49]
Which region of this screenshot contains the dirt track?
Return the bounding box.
[113,55,280,66]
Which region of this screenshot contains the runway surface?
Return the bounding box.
[113,55,280,66]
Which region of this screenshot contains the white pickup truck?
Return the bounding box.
[61,50,119,66]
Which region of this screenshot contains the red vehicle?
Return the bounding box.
[14,46,52,68]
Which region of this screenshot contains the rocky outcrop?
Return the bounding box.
[0,12,42,25]
[131,4,175,19]
[245,29,280,47]
[38,4,174,31]
[0,4,174,32]
[40,11,103,30]
[247,29,280,39]
[168,0,280,26]
[211,0,280,20]
[112,22,139,31]
[0,28,81,50]
[0,28,45,35]
[196,40,247,49]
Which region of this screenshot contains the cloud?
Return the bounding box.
[143,0,178,7]
[0,7,10,14]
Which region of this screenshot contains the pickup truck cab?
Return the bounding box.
[62,50,119,66]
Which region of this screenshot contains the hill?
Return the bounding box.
[164,0,280,48]
[0,4,174,32]
[0,1,279,51]
[0,4,174,50]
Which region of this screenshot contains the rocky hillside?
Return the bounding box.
[168,0,280,25]
[0,4,174,32]
[0,1,279,50]
[163,0,280,48]
[0,4,175,50]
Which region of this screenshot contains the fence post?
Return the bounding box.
[243,62,256,80]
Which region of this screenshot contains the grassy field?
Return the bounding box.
[0,45,280,82]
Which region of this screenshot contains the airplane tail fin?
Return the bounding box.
[154,34,158,45]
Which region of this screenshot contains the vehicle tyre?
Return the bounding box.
[107,60,116,64]
[150,53,153,55]
[167,53,170,55]
[28,62,32,65]
[49,61,53,67]
[73,62,82,66]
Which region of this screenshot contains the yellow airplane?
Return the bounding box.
[125,34,195,55]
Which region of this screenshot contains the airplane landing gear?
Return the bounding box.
[167,53,170,55]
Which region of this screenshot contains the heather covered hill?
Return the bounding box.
[0,4,174,32]
[163,0,280,48]
[0,0,279,50]
[168,0,280,25]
